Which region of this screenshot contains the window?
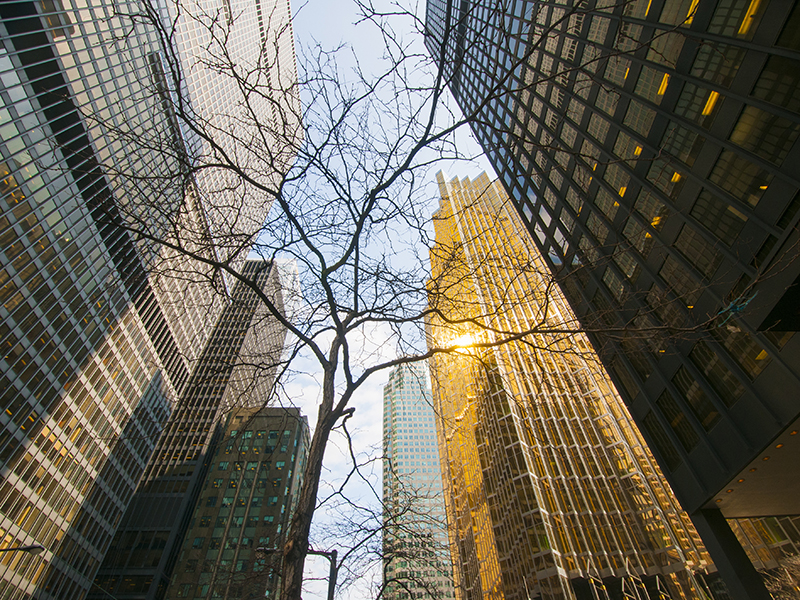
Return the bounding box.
[604,55,630,87]
[751,56,800,112]
[708,0,765,40]
[275,461,285,470]
[602,164,629,200]
[218,462,228,471]
[268,496,279,506]
[690,190,747,246]
[647,159,684,199]
[656,390,699,451]
[672,366,721,431]
[729,106,800,166]
[659,255,701,306]
[709,150,771,208]
[635,67,670,105]
[192,537,204,549]
[662,122,705,168]
[710,317,772,380]
[694,45,742,90]
[674,83,722,128]
[614,131,643,166]
[624,100,656,137]
[595,88,619,116]
[643,411,682,470]
[211,479,223,489]
[594,187,620,221]
[622,218,654,257]
[206,497,217,507]
[199,517,211,527]
[674,225,722,279]
[646,31,684,67]
[587,113,610,144]
[689,341,744,407]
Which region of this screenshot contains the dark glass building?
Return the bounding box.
[164,406,309,600]
[425,0,800,597]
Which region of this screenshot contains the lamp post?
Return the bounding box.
[0,545,45,555]
[256,547,337,600]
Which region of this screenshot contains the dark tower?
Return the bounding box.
[425,1,800,597]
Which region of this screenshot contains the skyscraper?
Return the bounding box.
[427,172,718,600]
[90,259,290,600]
[162,406,309,600]
[382,363,455,600]
[424,1,800,596]
[0,0,299,595]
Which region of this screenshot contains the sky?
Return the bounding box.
[281,1,494,597]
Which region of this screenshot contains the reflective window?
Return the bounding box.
[690,190,747,246]
[729,106,800,166]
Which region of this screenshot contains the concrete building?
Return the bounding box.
[424,1,800,596]
[382,363,455,600]
[426,172,721,600]
[0,0,297,595]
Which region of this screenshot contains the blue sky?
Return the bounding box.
[284,1,494,597]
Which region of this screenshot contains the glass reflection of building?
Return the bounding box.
[424,1,800,597]
[426,173,716,600]
[382,363,456,600]
[0,0,298,597]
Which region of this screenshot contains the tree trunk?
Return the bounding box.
[281,365,337,600]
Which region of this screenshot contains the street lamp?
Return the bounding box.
[256,547,338,600]
[0,544,45,555]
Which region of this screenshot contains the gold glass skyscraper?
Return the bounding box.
[426,173,714,600]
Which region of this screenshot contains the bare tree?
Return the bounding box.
[59,0,788,598]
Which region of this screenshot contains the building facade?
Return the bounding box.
[382,363,455,600]
[163,406,309,600]
[424,1,800,596]
[0,0,298,597]
[90,259,290,600]
[427,173,723,600]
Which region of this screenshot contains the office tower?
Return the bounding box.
[424,1,800,596]
[427,172,721,600]
[163,406,309,600]
[382,363,456,600]
[0,0,298,596]
[91,259,290,600]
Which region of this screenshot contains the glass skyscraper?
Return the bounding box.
[383,363,455,600]
[424,1,800,596]
[161,406,308,600]
[0,0,298,597]
[427,172,718,600]
[90,259,290,600]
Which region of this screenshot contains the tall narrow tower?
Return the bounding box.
[427,172,713,600]
[382,363,455,600]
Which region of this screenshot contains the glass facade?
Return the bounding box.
[426,173,713,600]
[163,406,308,600]
[0,0,298,597]
[90,259,290,600]
[424,0,800,587]
[382,363,455,600]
